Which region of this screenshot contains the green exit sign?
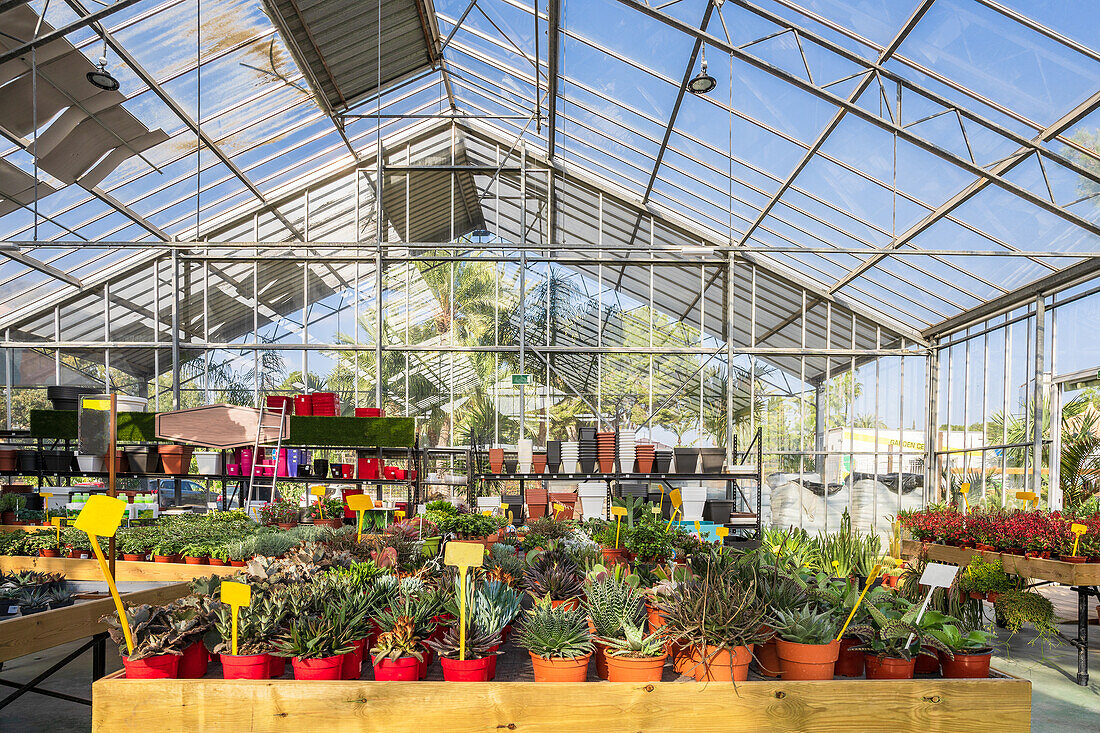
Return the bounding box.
[511,374,531,386]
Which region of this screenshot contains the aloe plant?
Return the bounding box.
[847,599,954,661]
[770,606,838,645]
[371,615,425,662]
[514,595,593,660]
[599,619,665,658]
[584,574,645,638]
[426,623,502,660]
[272,614,354,660]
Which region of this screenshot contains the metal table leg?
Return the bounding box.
[92,632,107,681]
[1075,586,1091,686]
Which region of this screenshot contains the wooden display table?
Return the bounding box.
[0,555,238,582]
[902,539,1098,686]
[92,674,1031,733]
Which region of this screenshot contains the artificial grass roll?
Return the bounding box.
[286,416,415,448]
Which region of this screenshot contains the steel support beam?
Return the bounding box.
[832,88,1100,294]
[0,0,146,67]
[614,0,1100,242]
[734,0,934,247]
[642,1,715,203]
[545,0,561,159]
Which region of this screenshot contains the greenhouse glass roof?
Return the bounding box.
[2,0,1099,340]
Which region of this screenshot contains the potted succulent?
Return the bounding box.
[583,570,645,679]
[47,585,75,610]
[101,604,184,678]
[847,600,953,679]
[770,606,841,680]
[16,586,51,615]
[524,551,584,610]
[599,619,667,682]
[204,600,273,679]
[273,614,355,681]
[165,599,211,679]
[370,615,425,681]
[655,564,766,681]
[426,624,502,682]
[514,595,594,682]
[928,623,995,678]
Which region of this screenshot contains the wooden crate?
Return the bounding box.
[0,555,239,582]
[92,674,1031,733]
[901,540,1100,585]
[0,582,190,663]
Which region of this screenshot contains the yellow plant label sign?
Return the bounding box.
[221,581,252,607]
[693,520,701,534]
[73,495,127,538]
[610,506,628,518]
[444,541,485,569]
[1072,523,1088,535]
[50,517,64,527]
[715,526,729,538]
[668,488,682,508]
[346,494,374,511]
[310,486,327,496]
[481,509,494,516]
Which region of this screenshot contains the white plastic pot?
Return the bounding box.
[679,485,708,521]
[477,496,501,512]
[577,481,607,520]
[76,454,104,473]
[194,451,222,475]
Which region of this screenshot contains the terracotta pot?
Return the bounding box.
[488,448,504,474]
[529,652,591,682]
[646,603,665,635]
[158,445,193,474]
[776,638,839,680]
[605,652,667,682]
[835,637,865,677]
[441,656,494,682]
[277,522,298,530]
[153,554,181,563]
[670,643,694,675]
[38,548,61,558]
[939,650,992,679]
[183,556,207,565]
[179,641,209,679]
[372,656,420,681]
[914,647,940,675]
[122,553,145,562]
[222,653,268,680]
[864,654,916,680]
[754,635,781,678]
[313,518,343,529]
[263,653,286,678]
[550,598,580,612]
[593,642,610,680]
[0,449,16,472]
[293,655,344,680]
[601,547,626,564]
[532,453,547,474]
[690,644,753,682]
[547,492,577,519]
[209,558,226,567]
[1061,555,1087,563]
[122,653,179,679]
[230,560,246,567]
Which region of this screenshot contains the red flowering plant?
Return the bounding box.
[897,508,938,542]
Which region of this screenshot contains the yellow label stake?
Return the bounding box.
[220,581,252,656]
[444,541,485,661]
[74,496,132,655]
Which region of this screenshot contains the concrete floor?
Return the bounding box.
[3,585,1099,732]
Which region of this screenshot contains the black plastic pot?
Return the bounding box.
[313,458,329,477]
[297,464,313,478]
[705,499,734,524]
[48,599,75,610]
[501,494,525,524]
[578,457,596,474]
[698,448,725,474]
[43,449,75,473]
[579,426,597,441]
[124,447,159,474]
[17,450,41,472]
[546,441,561,475]
[653,451,673,474]
[620,482,648,498]
[19,605,47,616]
[503,458,518,474]
[46,385,101,411]
[673,448,699,474]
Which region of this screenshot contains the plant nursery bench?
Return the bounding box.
[92,673,1031,733]
[902,539,1100,686]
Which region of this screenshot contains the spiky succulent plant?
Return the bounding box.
[600,619,666,658]
[100,604,186,660]
[769,606,838,645]
[426,623,502,660]
[514,595,593,660]
[847,600,953,661]
[371,616,424,662]
[584,574,645,638]
[524,553,584,602]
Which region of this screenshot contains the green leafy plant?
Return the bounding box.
[514,595,593,660]
[957,555,1017,595]
[992,590,1059,641]
[599,619,665,658]
[927,623,995,653]
[624,517,673,562]
[307,497,345,520]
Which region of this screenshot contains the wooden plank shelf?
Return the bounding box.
[0,555,239,582]
[901,539,1100,586]
[0,582,190,663]
[91,674,1031,733]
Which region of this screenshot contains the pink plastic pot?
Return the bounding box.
[221,653,269,680]
[122,653,179,679]
[292,656,344,680]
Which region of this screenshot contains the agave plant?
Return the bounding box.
[100,604,185,660]
[15,586,52,610]
[847,600,954,661]
[426,623,502,660]
[584,574,645,638]
[514,595,593,660]
[600,619,665,658]
[371,616,425,662]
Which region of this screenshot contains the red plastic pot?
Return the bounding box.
[292,656,344,680]
[372,656,420,681]
[341,640,365,680]
[864,654,916,680]
[914,648,940,675]
[178,641,209,679]
[153,554,181,563]
[183,556,208,565]
[121,553,145,562]
[486,644,501,679]
[122,653,179,679]
[939,650,992,679]
[835,637,865,677]
[222,653,269,680]
[267,653,286,678]
[440,656,493,681]
[418,648,433,679]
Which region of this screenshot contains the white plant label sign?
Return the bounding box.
[918,562,959,590]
